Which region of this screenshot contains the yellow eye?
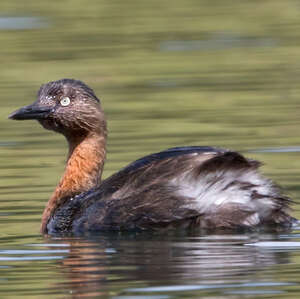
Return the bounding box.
[60,97,71,106]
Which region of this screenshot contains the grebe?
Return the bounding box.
[9,79,295,234]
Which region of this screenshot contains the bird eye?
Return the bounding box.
[60,97,71,107]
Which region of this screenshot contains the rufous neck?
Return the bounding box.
[65,131,106,193]
[41,129,106,233]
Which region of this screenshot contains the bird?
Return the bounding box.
[9,78,296,234]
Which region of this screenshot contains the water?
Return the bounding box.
[1,0,300,297]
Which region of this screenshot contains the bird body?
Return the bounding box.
[9,79,295,234]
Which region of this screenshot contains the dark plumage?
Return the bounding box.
[9,79,296,234]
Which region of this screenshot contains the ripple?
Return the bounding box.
[26,243,70,247]
[0,16,48,30]
[245,241,300,248]
[225,290,284,295]
[127,282,294,293]
[0,256,64,261]
[128,285,208,292]
[0,249,69,254]
[251,146,300,153]
[0,141,18,147]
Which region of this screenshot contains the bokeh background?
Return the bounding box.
[1,1,300,298]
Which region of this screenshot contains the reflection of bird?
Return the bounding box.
[9,79,296,234]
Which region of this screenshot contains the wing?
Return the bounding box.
[49,146,292,233]
[98,146,227,197]
[75,147,259,229]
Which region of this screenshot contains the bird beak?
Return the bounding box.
[9,102,52,120]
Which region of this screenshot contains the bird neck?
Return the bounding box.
[41,129,107,233]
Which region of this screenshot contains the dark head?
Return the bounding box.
[9,79,106,138]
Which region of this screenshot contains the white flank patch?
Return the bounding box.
[170,167,276,221]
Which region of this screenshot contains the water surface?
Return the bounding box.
[1,0,300,298]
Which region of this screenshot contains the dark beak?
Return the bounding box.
[9,103,52,120]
